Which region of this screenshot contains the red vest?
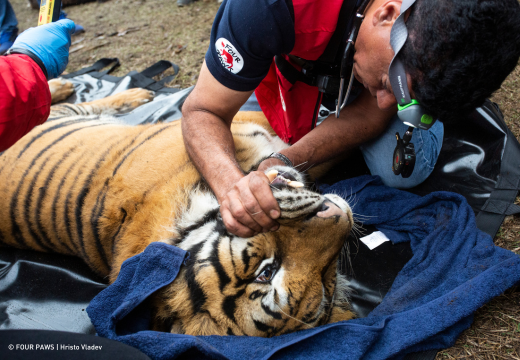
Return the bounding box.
[255,0,345,144]
[0,54,51,152]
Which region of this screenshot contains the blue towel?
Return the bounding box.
[87,175,520,360]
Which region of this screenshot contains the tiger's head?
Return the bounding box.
[155,166,354,336]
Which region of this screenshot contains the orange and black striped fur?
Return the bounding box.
[0,79,355,336]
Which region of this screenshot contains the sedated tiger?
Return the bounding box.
[0,79,355,336]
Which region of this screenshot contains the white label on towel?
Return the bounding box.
[360,231,390,250]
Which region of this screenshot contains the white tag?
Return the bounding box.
[360,231,390,250]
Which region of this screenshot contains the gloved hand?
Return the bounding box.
[9,19,75,80]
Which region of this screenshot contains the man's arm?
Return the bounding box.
[0,19,76,152]
[259,88,396,173]
[182,62,281,238]
[183,63,395,238]
[0,54,51,152]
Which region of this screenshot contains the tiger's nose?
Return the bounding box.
[316,201,346,219]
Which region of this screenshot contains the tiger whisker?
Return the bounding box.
[352,213,376,219]
[292,161,308,169]
[273,301,313,329]
[301,163,315,173]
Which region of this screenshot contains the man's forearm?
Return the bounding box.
[182,109,244,201]
[181,62,254,202]
[279,89,396,168]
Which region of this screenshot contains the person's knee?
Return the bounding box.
[377,164,433,189]
[361,120,444,189]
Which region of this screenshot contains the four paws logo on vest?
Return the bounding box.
[215,38,244,74]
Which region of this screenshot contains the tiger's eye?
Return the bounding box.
[256,268,273,283]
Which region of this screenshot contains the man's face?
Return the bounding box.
[352,0,410,111]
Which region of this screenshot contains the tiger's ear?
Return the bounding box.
[180,312,225,336]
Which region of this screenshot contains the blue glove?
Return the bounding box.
[10,19,75,79]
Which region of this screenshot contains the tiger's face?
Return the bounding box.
[156,166,354,336]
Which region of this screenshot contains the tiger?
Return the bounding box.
[0,78,355,337]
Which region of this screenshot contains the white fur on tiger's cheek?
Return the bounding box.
[196,229,222,259]
[177,189,219,229]
[265,267,287,309]
[177,221,218,250]
[230,238,249,260]
[276,188,323,219]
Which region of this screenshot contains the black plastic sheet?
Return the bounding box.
[410,102,507,213]
[0,248,105,333]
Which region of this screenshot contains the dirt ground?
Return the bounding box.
[9,0,520,358]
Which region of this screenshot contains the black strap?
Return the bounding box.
[130,61,180,91]
[140,60,178,79]
[318,0,358,63]
[480,199,520,216]
[274,0,358,93]
[475,101,520,238]
[146,75,177,91]
[274,55,315,86]
[61,58,120,79]
[311,91,323,129]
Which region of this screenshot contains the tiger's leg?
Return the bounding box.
[49,88,155,118]
[48,78,75,104]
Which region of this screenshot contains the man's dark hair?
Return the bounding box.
[401,0,520,121]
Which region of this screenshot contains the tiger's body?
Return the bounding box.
[0,81,355,336]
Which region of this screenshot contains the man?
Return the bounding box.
[182,0,520,238]
[1,19,75,151]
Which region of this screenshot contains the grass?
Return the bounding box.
[9,0,520,358]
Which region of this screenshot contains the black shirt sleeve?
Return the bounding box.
[205,0,295,92]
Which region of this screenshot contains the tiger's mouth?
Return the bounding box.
[266,169,304,190]
[264,165,352,225]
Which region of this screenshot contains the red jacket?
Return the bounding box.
[255,0,345,144]
[0,54,51,152]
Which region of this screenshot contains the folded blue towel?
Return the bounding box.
[87,175,520,360]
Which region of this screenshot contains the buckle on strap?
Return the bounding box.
[274,55,340,94]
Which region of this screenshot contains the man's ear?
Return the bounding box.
[372,0,402,27]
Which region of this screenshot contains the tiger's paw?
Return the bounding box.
[48,78,75,104]
[103,88,155,112]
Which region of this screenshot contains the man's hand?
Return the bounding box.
[9,19,75,79]
[219,170,281,238]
